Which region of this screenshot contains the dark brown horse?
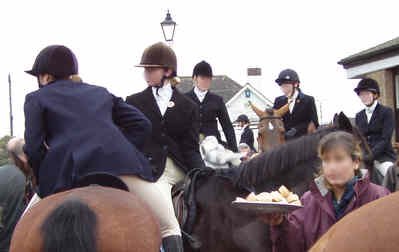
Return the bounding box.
[10,186,161,252]
[181,113,375,252]
[310,191,399,252]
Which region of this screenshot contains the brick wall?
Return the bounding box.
[365,69,397,142]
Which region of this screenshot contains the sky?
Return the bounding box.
[0,0,398,137]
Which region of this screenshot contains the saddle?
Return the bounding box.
[172,168,214,249]
[74,172,129,192]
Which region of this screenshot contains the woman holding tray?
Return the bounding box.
[259,131,389,252]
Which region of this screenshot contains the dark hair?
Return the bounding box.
[41,199,98,252]
[318,131,362,177]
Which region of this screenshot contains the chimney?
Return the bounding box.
[247,67,262,90]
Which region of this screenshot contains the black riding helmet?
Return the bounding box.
[236,114,250,124]
[275,69,300,85]
[192,61,213,78]
[354,78,380,96]
[25,45,78,78]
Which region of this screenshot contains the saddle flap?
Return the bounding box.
[75,172,129,192]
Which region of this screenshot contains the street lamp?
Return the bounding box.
[161,10,176,42]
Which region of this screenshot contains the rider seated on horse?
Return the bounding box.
[259,131,389,252]
[22,45,186,252]
[185,60,238,152]
[126,42,206,251]
[354,78,396,179]
[273,69,319,140]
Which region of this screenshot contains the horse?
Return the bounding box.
[180,112,375,252]
[310,191,399,252]
[249,101,286,152]
[10,184,161,252]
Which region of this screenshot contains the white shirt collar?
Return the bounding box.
[365,100,378,114]
[288,90,299,113]
[194,86,208,102]
[152,82,173,116]
[291,90,299,100]
[152,82,172,97]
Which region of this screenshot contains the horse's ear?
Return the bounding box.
[337,112,353,132]
[249,101,267,118]
[332,113,338,126]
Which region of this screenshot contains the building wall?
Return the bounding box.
[365,70,395,108]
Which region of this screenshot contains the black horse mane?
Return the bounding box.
[236,127,333,190]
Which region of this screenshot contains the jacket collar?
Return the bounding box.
[311,169,369,198]
[309,169,370,220]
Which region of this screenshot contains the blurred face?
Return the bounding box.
[239,146,250,155]
[194,75,212,91]
[144,67,172,87]
[280,83,296,97]
[359,90,377,106]
[321,147,359,188]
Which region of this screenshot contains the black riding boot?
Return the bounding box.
[162,235,184,252]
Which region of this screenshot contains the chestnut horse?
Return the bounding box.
[310,191,399,252]
[10,186,161,252]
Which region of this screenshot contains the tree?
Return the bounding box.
[0,135,12,166]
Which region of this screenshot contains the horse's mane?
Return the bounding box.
[235,126,336,190]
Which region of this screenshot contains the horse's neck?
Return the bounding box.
[239,133,322,192]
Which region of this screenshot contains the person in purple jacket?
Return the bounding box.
[260,131,389,252]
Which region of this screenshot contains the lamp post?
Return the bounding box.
[8,73,13,136]
[160,10,176,43]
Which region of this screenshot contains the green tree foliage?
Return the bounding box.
[0,135,12,166]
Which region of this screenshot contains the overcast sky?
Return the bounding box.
[0,0,398,137]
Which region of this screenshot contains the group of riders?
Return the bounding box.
[1,41,397,252]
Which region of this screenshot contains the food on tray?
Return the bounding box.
[238,185,301,206]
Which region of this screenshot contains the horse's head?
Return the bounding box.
[332,112,373,168]
[248,101,286,152]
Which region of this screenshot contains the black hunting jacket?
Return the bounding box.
[126,87,205,180]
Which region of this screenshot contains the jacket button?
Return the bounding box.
[163,145,168,150]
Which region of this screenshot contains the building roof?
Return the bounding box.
[226,82,273,107]
[176,75,243,102]
[338,37,399,68]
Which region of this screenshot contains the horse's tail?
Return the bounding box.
[41,198,97,252]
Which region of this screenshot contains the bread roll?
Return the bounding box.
[278,185,291,198]
[255,192,273,202]
[270,191,286,202]
[246,192,258,202]
[286,193,300,203]
[290,200,302,206]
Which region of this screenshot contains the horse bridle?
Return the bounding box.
[259,115,283,121]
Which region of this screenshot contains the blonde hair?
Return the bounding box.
[70,74,82,83]
[169,76,181,87]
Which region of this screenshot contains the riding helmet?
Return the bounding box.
[25,45,78,78]
[275,69,300,85]
[236,114,250,123]
[192,61,213,78]
[354,78,380,95]
[136,42,177,73]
